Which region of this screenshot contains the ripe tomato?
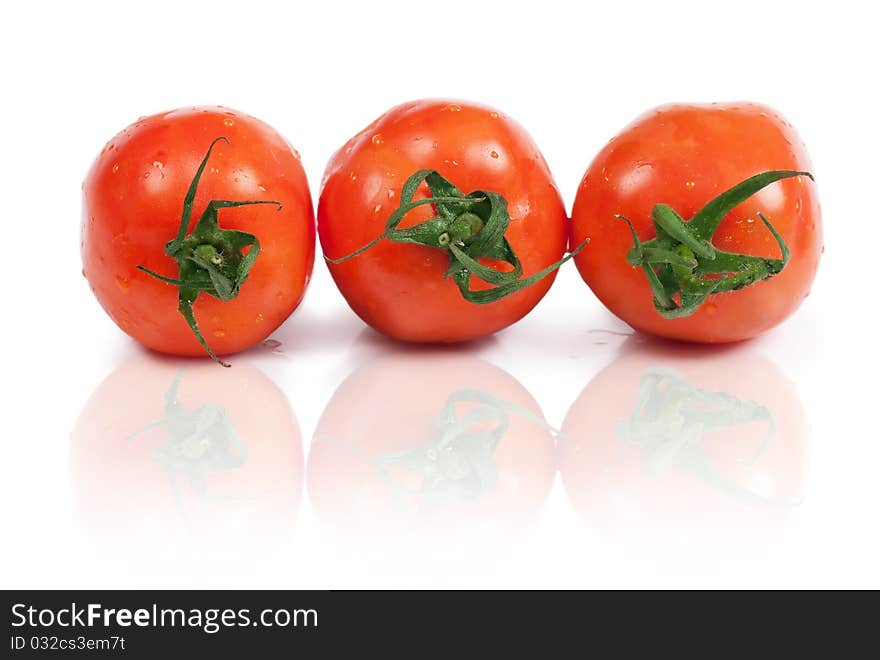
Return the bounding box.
[558,340,808,542]
[318,100,570,342]
[307,352,556,549]
[571,103,822,342]
[82,107,314,363]
[71,354,303,550]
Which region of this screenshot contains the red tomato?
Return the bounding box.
[82,107,314,361]
[318,99,569,342]
[307,353,556,549]
[558,340,809,542]
[71,355,303,550]
[571,103,822,342]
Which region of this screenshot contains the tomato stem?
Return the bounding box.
[136,137,282,366]
[324,169,588,304]
[620,170,812,319]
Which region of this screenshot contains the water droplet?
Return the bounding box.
[223,118,234,127]
[685,180,696,190]
[489,111,499,119]
[112,163,119,174]
[153,161,163,169]
[258,184,267,192]
[490,150,499,159]
[705,302,717,314]
[262,339,282,350]
[447,104,462,112]
[213,329,226,338]
[276,291,285,301]
[143,172,150,179]
[371,133,384,145]
[373,204,382,214]
[387,189,395,199]
[115,275,130,291]
[349,171,358,181]
[255,313,264,323]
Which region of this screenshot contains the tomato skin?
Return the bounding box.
[318,100,568,342]
[571,103,822,343]
[82,107,315,357]
[558,340,808,541]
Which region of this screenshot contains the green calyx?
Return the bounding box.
[325,169,589,304]
[619,170,813,319]
[137,137,282,366]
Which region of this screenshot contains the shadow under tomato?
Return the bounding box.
[307,351,556,555]
[558,337,809,543]
[70,354,304,553]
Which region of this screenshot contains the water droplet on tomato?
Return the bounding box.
[373,204,382,214]
[349,171,358,181]
[223,118,234,127]
[489,111,499,118]
[255,313,264,323]
[258,184,267,192]
[490,150,499,159]
[112,163,119,174]
[705,302,717,314]
[387,189,395,199]
[685,180,696,190]
[372,134,384,145]
[447,104,462,112]
[115,275,130,292]
[213,329,226,338]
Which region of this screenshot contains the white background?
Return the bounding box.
[2,0,878,589]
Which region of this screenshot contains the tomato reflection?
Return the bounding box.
[307,352,555,549]
[559,340,808,541]
[71,355,303,550]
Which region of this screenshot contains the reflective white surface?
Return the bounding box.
[2,0,879,589]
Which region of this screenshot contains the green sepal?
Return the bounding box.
[619,170,811,319]
[137,137,282,366]
[325,169,588,304]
